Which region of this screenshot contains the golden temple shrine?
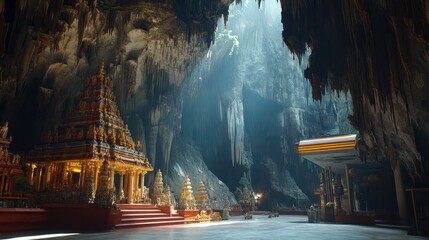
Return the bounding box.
[26,63,153,204]
[0,122,24,198]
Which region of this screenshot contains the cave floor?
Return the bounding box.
[2,215,427,240]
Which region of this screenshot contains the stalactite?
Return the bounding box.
[227,100,245,167]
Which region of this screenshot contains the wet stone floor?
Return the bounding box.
[1,215,428,240]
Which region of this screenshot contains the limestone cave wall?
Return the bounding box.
[0,0,238,202]
[280,0,429,184]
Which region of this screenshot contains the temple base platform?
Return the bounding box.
[0,204,189,233]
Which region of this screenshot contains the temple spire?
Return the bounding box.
[99,59,105,76]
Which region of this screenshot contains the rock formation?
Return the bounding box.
[280,0,429,183]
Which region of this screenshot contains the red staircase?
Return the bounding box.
[115,204,185,229]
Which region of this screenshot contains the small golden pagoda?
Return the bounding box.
[240,186,254,212]
[179,176,195,210]
[195,181,210,210]
[0,122,24,197]
[26,62,153,204]
[152,169,164,204]
[163,185,172,206]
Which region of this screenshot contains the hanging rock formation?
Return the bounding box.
[0,0,239,204]
[280,0,429,183]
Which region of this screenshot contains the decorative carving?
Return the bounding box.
[0,121,9,139]
[94,161,114,208]
[135,141,143,151]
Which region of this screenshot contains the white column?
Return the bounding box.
[140,171,146,199]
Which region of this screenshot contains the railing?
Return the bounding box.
[0,194,34,208]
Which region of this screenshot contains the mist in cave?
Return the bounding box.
[171,0,355,209]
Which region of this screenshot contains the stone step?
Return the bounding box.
[122,212,169,218]
[121,216,184,223]
[115,219,185,229]
[117,204,156,209]
[120,209,162,213]
[115,204,185,229]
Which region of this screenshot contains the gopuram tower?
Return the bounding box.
[27,62,153,204]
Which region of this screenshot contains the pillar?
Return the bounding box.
[61,163,67,184]
[35,167,42,191]
[140,171,146,199]
[119,173,124,195]
[79,164,86,188]
[124,172,129,197]
[4,176,9,192]
[393,163,409,225]
[110,169,115,189]
[127,171,134,204]
[42,165,52,189]
[0,174,6,194]
[134,171,138,191]
[50,165,57,187]
[94,165,100,191]
[28,165,36,186]
[42,166,48,189]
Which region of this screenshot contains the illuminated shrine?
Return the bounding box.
[26,63,153,204]
[0,122,24,199]
[298,134,398,224]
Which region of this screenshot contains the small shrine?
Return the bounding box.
[0,122,24,198]
[152,169,164,204]
[195,181,210,210]
[240,186,254,212]
[26,62,153,204]
[179,176,195,210]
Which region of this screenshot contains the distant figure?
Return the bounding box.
[0,121,8,139]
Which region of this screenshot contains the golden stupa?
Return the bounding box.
[26,62,153,204]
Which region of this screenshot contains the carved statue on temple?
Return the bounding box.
[86,125,96,140]
[107,128,116,144]
[0,146,5,159]
[0,121,9,139]
[135,141,143,151]
[117,130,126,146]
[96,125,106,142]
[12,154,20,164]
[64,127,72,140]
[77,129,84,140]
